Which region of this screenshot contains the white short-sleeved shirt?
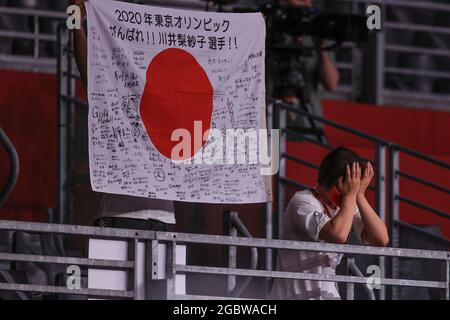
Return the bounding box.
[271,190,365,300]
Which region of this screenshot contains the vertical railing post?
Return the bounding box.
[375,1,386,105]
[350,1,361,101]
[146,238,170,300]
[375,143,387,300]
[276,103,287,239]
[150,240,159,280]
[346,257,355,300]
[145,239,157,299]
[389,146,400,300]
[126,238,137,300]
[265,102,274,295]
[223,211,237,295]
[133,238,142,300]
[33,15,39,59]
[65,32,76,224]
[443,259,449,300]
[165,241,176,300]
[56,25,69,225]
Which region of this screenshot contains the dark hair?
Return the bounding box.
[317,147,366,190]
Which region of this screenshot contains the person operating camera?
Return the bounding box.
[267,0,339,140]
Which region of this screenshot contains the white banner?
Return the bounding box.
[86,0,271,203]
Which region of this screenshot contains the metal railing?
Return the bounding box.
[0,220,153,299]
[161,232,449,300]
[389,144,450,299]
[0,219,448,300]
[335,0,450,110]
[271,101,450,300]
[390,144,450,245]
[0,6,66,73]
[0,1,209,73]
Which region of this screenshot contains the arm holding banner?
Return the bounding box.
[70,0,88,94]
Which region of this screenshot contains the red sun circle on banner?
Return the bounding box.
[140,48,214,160]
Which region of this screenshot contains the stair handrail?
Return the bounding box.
[346,258,376,300]
[0,126,20,208]
[274,101,390,145]
[224,211,259,298]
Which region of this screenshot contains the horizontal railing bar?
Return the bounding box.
[0,30,56,42]
[383,90,450,105]
[397,195,450,221]
[279,177,309,190]
[157,232,450,260]
[394,221,450,246]
[397,171,450,195]
[393,145,450,170]
[282,153,319,170]
[277,103,389,145]
[0,61,56,74]
[0,220,156,240]
[386,44,450,58]
[176,265,446,289]
[284,129,334,150]
[385,67,450,80]
[0,220,447,264]
[385,22,450,35]
[0,252,134,269]
[0,282,134,298]
[0,6,66,19]
[0,53,55,66]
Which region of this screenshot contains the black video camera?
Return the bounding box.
[234,3,369,44]
[266,4,369,43]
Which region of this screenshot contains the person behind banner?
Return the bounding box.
[70,0,175,230]
[271,147,389,300]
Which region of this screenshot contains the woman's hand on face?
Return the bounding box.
[338,162,361,196]
[359,162,374,195]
